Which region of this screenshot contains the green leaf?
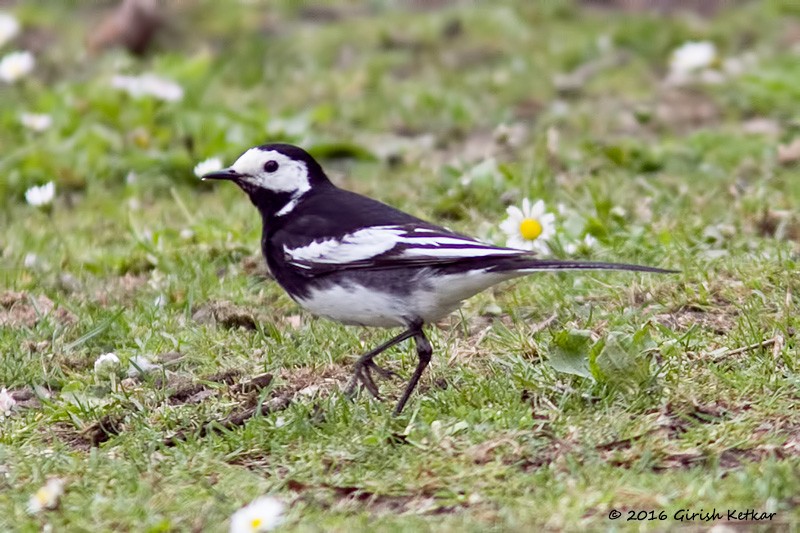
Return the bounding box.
[64,308,125,352]
[602,144,627,166]
[549,329,594,379]
[594,328,654,388]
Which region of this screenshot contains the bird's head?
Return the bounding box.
[202,143,331,217]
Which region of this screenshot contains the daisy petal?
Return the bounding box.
[499,218,518,234]
[530,199,545,218]
[507,235,533,251]
[505,205,523,220]
[521,198,531,216]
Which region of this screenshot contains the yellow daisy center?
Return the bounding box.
[250,518,263,530]
[519,218,542,240]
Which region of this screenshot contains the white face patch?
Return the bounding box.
[230,149,311,197]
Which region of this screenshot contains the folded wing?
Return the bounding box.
[283,223,529,275]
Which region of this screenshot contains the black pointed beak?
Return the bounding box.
[201,168,243,181]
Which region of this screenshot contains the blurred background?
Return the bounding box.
[3,0,799,205]
[3,0,800,288]
[3,1,800,530]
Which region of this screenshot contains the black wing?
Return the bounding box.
[280,222,532,276]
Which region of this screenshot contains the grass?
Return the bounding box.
[1,1,799,531]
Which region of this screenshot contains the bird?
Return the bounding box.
[202,143,673,415]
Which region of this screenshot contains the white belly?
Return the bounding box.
[296,283,411,327]
[295,269,517,328]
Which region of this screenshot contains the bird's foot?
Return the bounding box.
[345,360,400,401]
[364,360,400,381]
[359,365,381,399]
[344,366,380,400]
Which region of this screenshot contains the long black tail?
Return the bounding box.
[487,257,677,275]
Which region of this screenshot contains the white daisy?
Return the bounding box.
[0,388,16,417]
[669,41,716,76]
[20,112,52,132]
[111,73,184,102]
[0,13,20,48]
[27,478,65,514]
[93,352,120,376]
[23,253,38,268]
[230,496,285,533]
[565,234,599,255]
[193,157,224,178]
[499,198,556,254]
[610,205,627,219]
[25,181,55,207]
[0,49,33,83]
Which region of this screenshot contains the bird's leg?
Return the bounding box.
[346,327,417,399]
[393,328,432,416]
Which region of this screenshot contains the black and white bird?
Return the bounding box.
[203,143,672,415]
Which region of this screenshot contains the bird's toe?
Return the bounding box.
[358,366,382,399]
[365,360,400,381]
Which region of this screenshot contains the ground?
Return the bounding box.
[1,1,799,531]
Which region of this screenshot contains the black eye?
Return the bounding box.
[264,160,279,173]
